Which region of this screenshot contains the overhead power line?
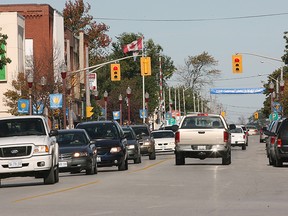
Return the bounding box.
[94,12,288,22]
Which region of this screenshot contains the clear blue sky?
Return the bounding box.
[3,0,288,123]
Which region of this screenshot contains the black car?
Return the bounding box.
[122,126,141,164]
[130,124,156,160]
[264,117,288,167]
[76,121,128,171]
[56,129,98,175]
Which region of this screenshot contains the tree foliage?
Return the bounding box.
[176,52,221,92]
[63,0,111,64]
[0,33,12,70]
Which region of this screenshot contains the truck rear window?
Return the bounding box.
[181,116,224,129]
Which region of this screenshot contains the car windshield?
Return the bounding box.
[0,119,46,137]
[181,116,224,129]
[78,123,119,139]
[57,132,88,146]
[230,128,243,133]
[152,131,175,139]
[131,127,149,136]
[122,129,135,140]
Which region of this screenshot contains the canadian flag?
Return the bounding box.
[123,38,143,54]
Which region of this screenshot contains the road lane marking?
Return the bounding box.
[128,158,172,173]
[13,180,100,203]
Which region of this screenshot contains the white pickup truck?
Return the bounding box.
[173,113,235,165]
[0,115,59,186]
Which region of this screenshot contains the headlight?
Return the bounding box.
[143,141,150,146]
[73,152,88,157]
[110,147,121,153]
[127,145,135,149]
[34,145,49,153]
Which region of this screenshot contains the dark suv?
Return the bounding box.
[130,124,156,160]
[76,121,128,171]
[264,118,288,167]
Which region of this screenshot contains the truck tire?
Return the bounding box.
[222,150,231,165]
[54,166,59,183]
[118,158,128,171]
[242,145,246,150]
[86,161,95,175]
[44,166,56,184]
[274,157,283,167]
[175,151,185,165]
[149,151,156,160]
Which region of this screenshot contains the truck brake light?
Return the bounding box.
[277,139,282,147]
[224,131,229,142]
[270,136,276,145]
[175,131,180,144]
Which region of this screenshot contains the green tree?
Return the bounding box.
[0,33,11,70]
[63,0,111,65]
[96,33,176,123]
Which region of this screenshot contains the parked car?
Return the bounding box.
[259,126,268,143]
[130,124,156,160]
[122,126,141,164]
[264,118,286,166]
[151,130,175,152]
[230,126,246,150]
[246,125,259,135]
[76,121,128,171]
[56,129,98,175]
[174,113,236,165]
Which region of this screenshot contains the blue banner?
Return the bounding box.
[50,94,63,109]
[113,111,120,120]
[210,88,265,94]
[139,109,147,119]
[18,99,29,114]
[33,102,44,114]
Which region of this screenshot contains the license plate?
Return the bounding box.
[8,160,22,168]
[97,156,101,162]
[197,146,206,150]
[59,161,68,168]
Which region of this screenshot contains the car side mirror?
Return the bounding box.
[49,130,58,137]
[171,124,179,132]
[229,124,236,130]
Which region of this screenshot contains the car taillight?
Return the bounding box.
[175,131,180,144]
[224,131,229,142]
[271,136,276,145]
[243,134,246,139]
[277,139,282,147]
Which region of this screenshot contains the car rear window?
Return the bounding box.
[152,131,175,139]
[180,116,224,129]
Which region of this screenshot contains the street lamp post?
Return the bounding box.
[27,73,34,115]
[119,94,123,125]
[145,92,149,123]
[104,90,108,120]
[61,71,67,129]
[126,87,131,125]
[269,82,276,113]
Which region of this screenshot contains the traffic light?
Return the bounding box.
[140,57,151,76]
[254,112,258,120]
[86,106,94,118]
[110,64,121,81]
[232,54,243,73]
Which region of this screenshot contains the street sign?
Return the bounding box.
[272,102,282,113]
[269,112,278,121]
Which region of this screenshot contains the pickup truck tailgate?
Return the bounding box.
[178,128,226,145]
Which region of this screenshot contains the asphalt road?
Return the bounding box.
[1,135,288,216]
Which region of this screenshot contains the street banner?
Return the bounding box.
[139,109,147,119]
[113,111,120,120]
[33,102,44,114]
[49,94,63,109]
[18,99,29,114]
[210,88,265,94]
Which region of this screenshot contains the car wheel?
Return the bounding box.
[175,151,185,165]
[242,145,246,150]
[118,159,127,171]
[44,166,56,184]
[54,165,59,183]
[268,154,273,165]
[94,160,98,174]
[86,160,95,175]
[274,157,283,167]
[134,155,141,164]
[149,151,156,160]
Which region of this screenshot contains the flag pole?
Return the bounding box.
[142,36,146,124]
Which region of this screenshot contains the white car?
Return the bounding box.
[151,130,175,152]
[230,127,247,150]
